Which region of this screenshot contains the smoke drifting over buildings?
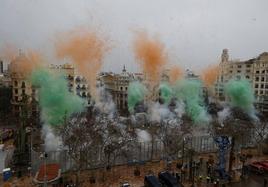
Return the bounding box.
[1,1,268,156]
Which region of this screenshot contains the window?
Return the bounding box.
[255,91,258,95]
[262,70,265,74]
[229,70,233,73]
[255,84,259,88]
[246,70,251,73]
[246,76,250,79]
[256,77,259,81]
[22,89,25,95]
[15,96,18,102]
[261,77,265,82]
[260,90,263,94]
[14,81,18,87]
[256,70,260,74]
[21,81,26,88]
[14,89,18,94]
[246,64,251,68]
[237,70,241,73]
[120,87,123,91]
[237,65,242,68]
[261,84,264,89]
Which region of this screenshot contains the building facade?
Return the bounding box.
[9,53,39,123]
[214,49,268,114]
[100,66,135,115]
[10,55,81,123]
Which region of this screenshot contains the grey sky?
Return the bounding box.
[0,0,268,73]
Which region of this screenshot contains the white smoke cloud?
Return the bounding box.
[217,107,231,126]
[42,125,63,152]
[174,100,185,118]
[135,129,151,142]
[149,102,175,123]
[95,84,117,119]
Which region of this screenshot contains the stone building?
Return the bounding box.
[48,63,75,92]
[49,63,91,102]
[10,54,79,122]
[214,49,268,114]
[9,53,39,123]
[100,66,135,115]
[100,66,176,115]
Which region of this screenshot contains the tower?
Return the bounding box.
[221,49,229,63]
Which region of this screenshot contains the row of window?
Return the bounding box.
[255,77,266,82]
[229,64,251,68]
[229,69,251,73]
[255,90,268,95]
[255,83,268,89]
[120,87,128,91]
[14,81,26,88]
[255,70,268,74]
[14,88,36,95]
[254,63,268,68]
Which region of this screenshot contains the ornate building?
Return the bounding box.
[100,66,175,115]
[214,49,268,114]
[10,54,79,124]
[9,53,39,124]
[100,66,135,115]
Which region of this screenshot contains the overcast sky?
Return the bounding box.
[0,0,268,73]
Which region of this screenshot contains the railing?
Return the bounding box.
[30,134,254,174]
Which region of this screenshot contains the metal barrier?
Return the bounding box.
[31,134,250,174]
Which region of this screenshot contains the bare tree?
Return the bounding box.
[58,112,103,185]
[212,108,256,173]
[98,114,135,168]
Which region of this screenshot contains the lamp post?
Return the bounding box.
[40,152,48,187]
[182,137,186,166]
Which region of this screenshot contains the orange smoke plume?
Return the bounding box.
[201,65,219,87]
[1,45,42,76]
[133,31,168,86]
[0,44,17,61]
[56,28,108,98]
[169,66,183,84]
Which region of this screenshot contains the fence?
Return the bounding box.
[30,135,225,174]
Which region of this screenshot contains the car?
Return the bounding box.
[144,175,162,187]
[259,160,268,168]
[248,161,268,174]
[258,160,268,173]
[158,171,183,187]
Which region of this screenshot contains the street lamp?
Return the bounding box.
[182,137,186,166]
[40,152,48,187]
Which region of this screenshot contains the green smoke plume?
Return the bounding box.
[127,81,147,113]
[174,80,209,124]
[159,82,172,104]
[31,68,85,126]
[225,79,255,114]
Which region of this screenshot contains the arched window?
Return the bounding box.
[14,81,18,87]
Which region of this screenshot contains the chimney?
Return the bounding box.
[0,60,3,74]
